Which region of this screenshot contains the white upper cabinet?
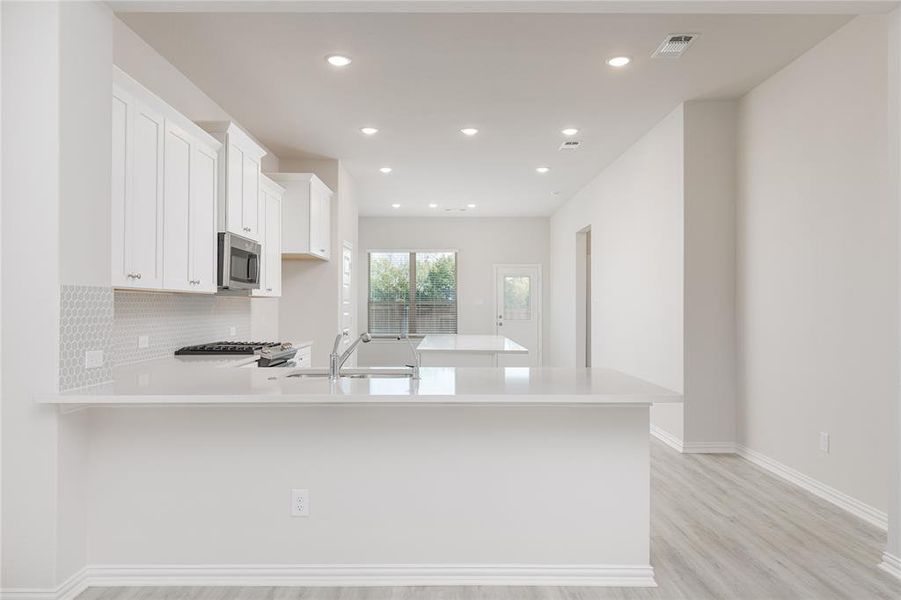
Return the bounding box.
[253,176,284,298]
[197,122,266,242]
[267,173,333,261]
[111,84,165,290]
[112,68,221,294]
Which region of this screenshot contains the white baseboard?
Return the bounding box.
[649,424,683,452]
[0,567,87,600]
[0,564,656,596]
[681,441,737,454]
[735,445,888,531]
[879,552,901,581]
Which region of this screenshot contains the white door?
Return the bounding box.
[242,153,260,239]
[318,192,331,259]
[226,142,245,237]
[162,122,193,291]
[266,194,282,297]
[309,187,322,257]
[127,100,165,289]
[495,265,542,367]
[190,144,218,293]
[340,241,354,349]
[111,88,131,287]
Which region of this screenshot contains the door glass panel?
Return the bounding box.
[503,276,531,320]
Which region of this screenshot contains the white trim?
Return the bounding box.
[879,552,901,581]
[650,424,683,453]
[0,567,88,600]
[492,263,543,366]
[735,445,888,531]
[0,564,656,595]
[681,441,737,454]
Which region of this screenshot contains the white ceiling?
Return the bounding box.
[118,10,852,216]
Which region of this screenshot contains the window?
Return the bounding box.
[368,251,457,336]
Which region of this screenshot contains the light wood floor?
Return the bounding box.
[77,439,901,600]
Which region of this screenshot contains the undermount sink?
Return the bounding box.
[342,372,413,379]
[286,367,414,379]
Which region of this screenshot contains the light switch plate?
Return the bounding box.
[84,350,104,369]
[819,432,830,453]
[138,335,149,349]
[229,326,237,337]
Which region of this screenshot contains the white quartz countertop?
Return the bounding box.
[38,358,680,408]
[417,334,528,354]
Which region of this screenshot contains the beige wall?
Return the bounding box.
[737,14,897,513]
[889,4,901,570]
[683,101,738,448]
[549,106,686,440]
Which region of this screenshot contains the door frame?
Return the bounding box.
[492,263,543,366]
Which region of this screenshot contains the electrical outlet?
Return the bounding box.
[138,335,150,349]
[291,488,310,517]
[229,326,237,337]
[819,432,830,453]
[84,350,104,369]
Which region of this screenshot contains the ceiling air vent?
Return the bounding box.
[652,33,698,59]
[559,140,581,151]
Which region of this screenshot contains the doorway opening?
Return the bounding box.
[575,227,591,367]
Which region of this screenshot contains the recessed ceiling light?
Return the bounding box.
[326,54,352,67]
[429,203,438,208]
[562,128,579,136]
[467,203,477,208]
[391,203,401,209]
[607,56,631,68]
[536,166,550,174]
[360,127,378,135]
[379,167,392,174]
[460,128,479,136]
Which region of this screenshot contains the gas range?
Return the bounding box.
[174,341,299,368]
[174,341,282,356]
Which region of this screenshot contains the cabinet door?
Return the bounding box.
[111,88,131,287]
[191,144,218,293]
[309,186,321,256]
[318,191,331,259]
[225,142,245,237]
[163,123,192,292]
[242,154,260,239]
[128,100,165,288]
[266,193,282,296]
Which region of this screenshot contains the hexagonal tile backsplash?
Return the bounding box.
[60,285,114,391]
[60,286,252,391]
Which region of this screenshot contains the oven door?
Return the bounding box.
[218,232,261,290]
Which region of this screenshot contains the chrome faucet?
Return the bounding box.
[329,332,372,380]
[398,335,421,380]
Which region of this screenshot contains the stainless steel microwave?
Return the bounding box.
[217,232,261,290]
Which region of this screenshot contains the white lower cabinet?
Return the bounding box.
[113,68,221,294]
[253,176,284,298]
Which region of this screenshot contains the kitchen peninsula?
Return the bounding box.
[40,364,678,587]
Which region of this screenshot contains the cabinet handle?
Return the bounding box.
[266,288,272,292]
[126,273,135,279]
[243,227,251,232]
[135,273,142,280]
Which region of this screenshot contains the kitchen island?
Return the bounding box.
[417,333,529,367]
[40,363,679,587]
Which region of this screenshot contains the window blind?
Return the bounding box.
[368,251,457,336]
